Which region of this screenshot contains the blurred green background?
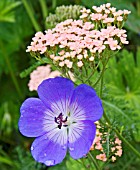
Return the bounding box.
[0,0,140,169]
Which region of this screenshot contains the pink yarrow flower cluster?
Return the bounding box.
[28,65,61,91]
[90,122,123,162]
[26,3,130,69]
[81,3,131,26]
[28,65,75,91]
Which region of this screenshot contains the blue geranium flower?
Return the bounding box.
[18,77,103,166]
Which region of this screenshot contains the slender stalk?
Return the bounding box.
[92,61,106,87]
[85,69,95,83]
[0,42,23,99]
[106,129,110,157]
[83,64,88,78]
[39,0,48,29]
[88,152,101,170]
[74,73,84,83]
[22,0,41,31]
[100,75,103,97]
[65,69,72,80]
[39,0,48,17]
[84,69,95,84]
[75,159,84,166]
[73,67,85,83]
[0,156,14,167]
[52,0,57,9]
[83,64,91,85]
[84,61,100,84]
[137,0,140,16]
[81,158,88,169]
[114,128,140,158]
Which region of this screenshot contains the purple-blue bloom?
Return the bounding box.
[18,77,103,166]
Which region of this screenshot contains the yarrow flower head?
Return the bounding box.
[46,5,83,29]
[26,3,130,74]
[28,65,75,91]
[28,65,61,91]
[18,77,103,166]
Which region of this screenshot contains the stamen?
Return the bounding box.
[54,113,68,129]
[58,124,62,129]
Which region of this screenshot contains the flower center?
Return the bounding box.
[54,113,68,129]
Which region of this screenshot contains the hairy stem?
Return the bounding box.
[103,112,140,158]
[88,152,101,170]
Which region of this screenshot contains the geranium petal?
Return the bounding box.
[70,84,103,121]
[37,77,74,116]
[68,120,96,159]
[19,98,48,137]
[31,131,67,166]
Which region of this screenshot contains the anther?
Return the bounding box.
[54,113,68,129]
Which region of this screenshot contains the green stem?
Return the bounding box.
[88,152,101,170]
[0,42,23,99]
[83,64,88,78]
[81,158,88,169]
[83,64,91,85]
[115,129,140,158]
[73,67,84,83]
[39,0,48,29]
[76,74,84,83]
[0,156,14,167]
[137,0,140,16]
[100,74,103,97]
[39,0,48,17]
[93,61,106,87]
[84,61,100,84]
[22,0,41,31]
[52,0,57,9]
[84,69,95,84]
[104,112,140,158]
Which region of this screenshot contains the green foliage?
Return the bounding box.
[105,149,140,170]
[13,147,46,170]
[104,49,140,112]
[0,146,46,170]
[0,3,33,76]
[103,49,140,141]
[20,57,53,78]
[0,100,20,135]
[49,155,89,170]
[0,146,15,167]
[126,12,140,34]
[0,0,21,23]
